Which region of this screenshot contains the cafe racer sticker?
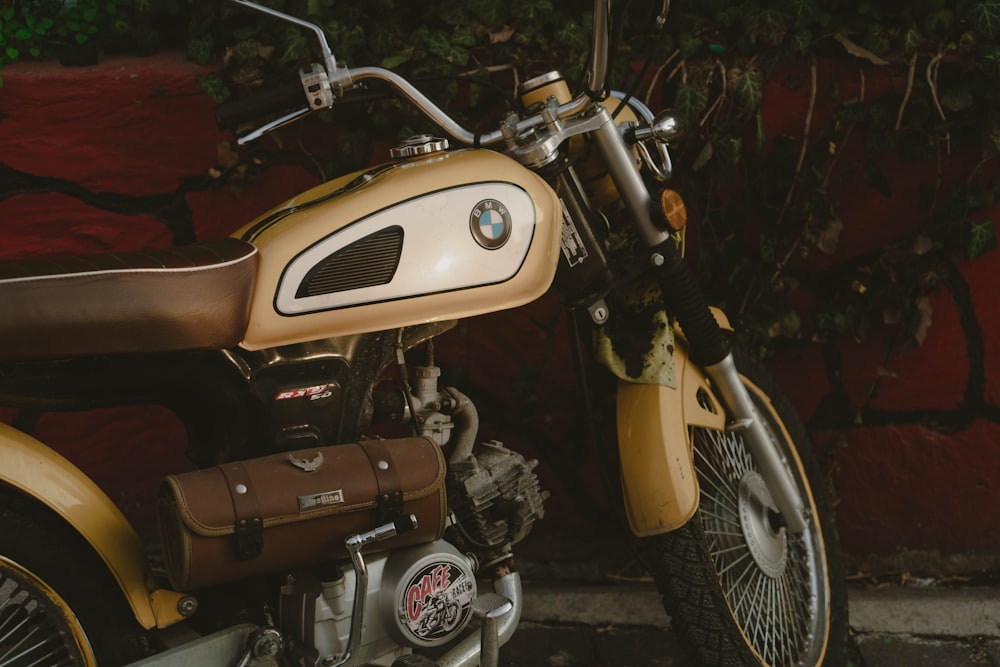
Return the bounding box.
[469,199,512,249]
[401,561,475,642]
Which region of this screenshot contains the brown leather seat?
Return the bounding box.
[0,238,258,361]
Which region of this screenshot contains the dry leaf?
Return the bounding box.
[489,26,515,44]
[834,35,889,65]
[693,142,714,172]
[816,217,844,256]
[911,235,933,255]
[216,141,240,170]
[913,297,933,345]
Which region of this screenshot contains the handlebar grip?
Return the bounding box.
[214,82,308,129]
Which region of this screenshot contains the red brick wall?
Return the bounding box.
[2,54,999,565]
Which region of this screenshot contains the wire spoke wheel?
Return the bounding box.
[693,388,825,665]
[0,556,95,667]
[643,346,846,667]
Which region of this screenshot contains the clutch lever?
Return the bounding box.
[231,65,336,145]
[236,107,313,146]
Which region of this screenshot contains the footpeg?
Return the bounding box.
[471,593,513,667]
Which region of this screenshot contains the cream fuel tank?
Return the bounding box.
[234,142,563,350]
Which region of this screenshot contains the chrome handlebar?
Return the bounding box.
[230,0,617,148]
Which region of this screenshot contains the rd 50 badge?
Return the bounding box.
[470,199,512,249]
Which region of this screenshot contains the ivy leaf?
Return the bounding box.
[197,72,230,104]
[923,10,955,36]
[745,7,792,47]
[187,36,212,65]
[280,32,308,64]
[967,0,1000,40]
[555,20,587,51]
[307,0,334,14]
[787,0,820,23]
[426,31,469,66]
[679,34,703,58]
[904,27,923,52]
[730,66,763,109]
[675,85,708,124]
[862,160,893,197]
[451,27,476,49]
[381,52,411,69]
[790,28,812,54]
[988,127,1000,155]
[968,219,994,259]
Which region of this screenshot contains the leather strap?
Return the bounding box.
[361,439,404,525]
[219,462,264,560]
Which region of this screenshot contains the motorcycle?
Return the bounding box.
[0,1,848,665]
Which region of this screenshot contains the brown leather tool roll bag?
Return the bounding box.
[158,437,446,591]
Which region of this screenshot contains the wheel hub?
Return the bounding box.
[738,471,788,578]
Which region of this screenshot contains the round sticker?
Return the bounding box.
[469,199,512,250]
[400,561,475,642]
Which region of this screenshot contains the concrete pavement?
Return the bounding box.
[501,581,1000,666]
[499,528,1000,666]
[501,580,1000,667]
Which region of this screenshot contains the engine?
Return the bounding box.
[278,357,547,665]
[447,440,549,567]
[391,359,548,566]
[279,540,478,666]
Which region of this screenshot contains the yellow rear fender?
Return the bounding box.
[0,422,187,630]
[616,306,732,536]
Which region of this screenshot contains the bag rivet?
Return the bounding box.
[236,483,248,494]
[378,460,389,470]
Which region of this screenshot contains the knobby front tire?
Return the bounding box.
[643,346,848,666]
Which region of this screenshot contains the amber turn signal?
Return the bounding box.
[659,189,687,232]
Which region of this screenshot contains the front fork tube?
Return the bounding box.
[591,111,810,534]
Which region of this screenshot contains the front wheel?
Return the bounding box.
[644,346,847,666]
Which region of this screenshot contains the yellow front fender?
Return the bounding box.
[0,422,187,629]
[616,307,731,536]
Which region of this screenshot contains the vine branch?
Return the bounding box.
[895,53,918,131]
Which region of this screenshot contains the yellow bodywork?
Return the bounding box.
[0,422,186,630]
[616,307,733,536]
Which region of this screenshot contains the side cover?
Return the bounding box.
[235,149,562,350]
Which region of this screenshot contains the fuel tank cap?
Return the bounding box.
[390,135,449,159]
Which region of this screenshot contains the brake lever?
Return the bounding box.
[237,107,312,146]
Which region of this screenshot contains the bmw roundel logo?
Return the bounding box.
[469,199,512,250]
